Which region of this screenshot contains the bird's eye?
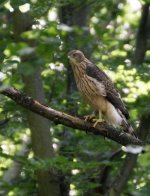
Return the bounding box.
[73,53,77,57]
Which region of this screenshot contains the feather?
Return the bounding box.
[86,63,129,119]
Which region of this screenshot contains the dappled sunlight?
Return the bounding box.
[0,0,150,195]
[115,65,150,102]
[0,130,30,177]
[19,3,30,13]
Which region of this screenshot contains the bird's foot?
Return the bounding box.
[92,119,105,127]
[84,114,96,122]
[84,114,105,127]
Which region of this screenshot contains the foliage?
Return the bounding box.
[0,0,150,195]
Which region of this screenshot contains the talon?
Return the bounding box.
[84,114,95,122]
[93,119,105,127]
[84,112,105,127]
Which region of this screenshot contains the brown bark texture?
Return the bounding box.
[2,87,143,147]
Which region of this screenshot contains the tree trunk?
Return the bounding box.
[58,3,90,195]
[108,115,150,196]
[23,71,60,196]
[133,3,150,64]
[59,2,90,101]
[12,9,61,196]
[107,4,150,195]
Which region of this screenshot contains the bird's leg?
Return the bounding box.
[92,111,105,127]
[84,110,99,122]
[84,113,96,122]
[84,111,105,127]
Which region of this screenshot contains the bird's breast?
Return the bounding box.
[73,73,107,111]
[75,74,106,97]
[76,75,97,95]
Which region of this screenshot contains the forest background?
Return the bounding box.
[0,0,150,195]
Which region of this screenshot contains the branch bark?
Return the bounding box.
[1,87,143,146]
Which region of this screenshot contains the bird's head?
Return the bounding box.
[68,50,85,64]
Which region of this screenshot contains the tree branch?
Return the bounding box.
[1,87,143,146]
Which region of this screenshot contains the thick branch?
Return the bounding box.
[1,87,143,146]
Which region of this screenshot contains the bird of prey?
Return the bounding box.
[68,49,135,136]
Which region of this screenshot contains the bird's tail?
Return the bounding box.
[121,121,143,155]
[128,124,137,138]
[122,119,137,138]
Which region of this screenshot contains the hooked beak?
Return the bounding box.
[68,51,74,59]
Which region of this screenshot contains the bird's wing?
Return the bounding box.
[86,63,129,119]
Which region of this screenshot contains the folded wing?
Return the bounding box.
[86,63,129,119]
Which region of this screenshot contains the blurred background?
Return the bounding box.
[0,0,150,195]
